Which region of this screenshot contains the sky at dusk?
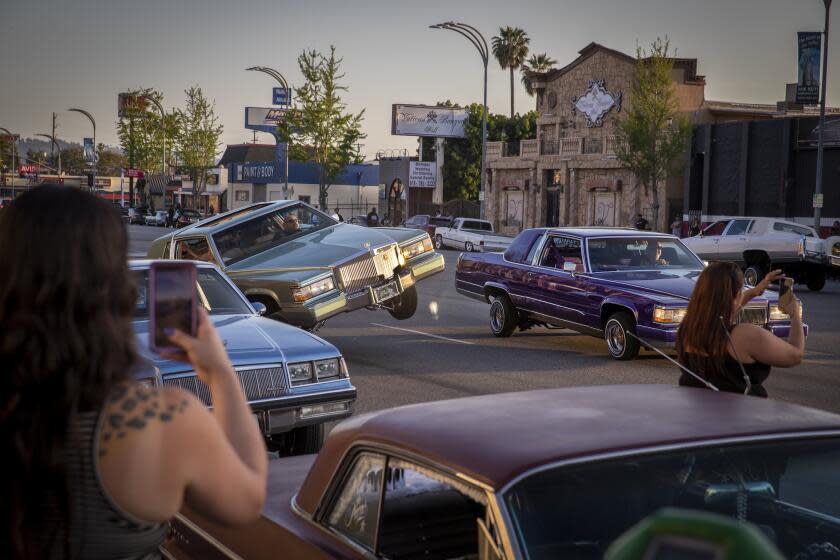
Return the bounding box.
[1,0,837,161]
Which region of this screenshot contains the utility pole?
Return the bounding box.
[51,112,57,170]
[129,119,135,207]
[814,0,832,235]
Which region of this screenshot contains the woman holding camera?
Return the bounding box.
[0,186,267,559]
[677,262,805,397]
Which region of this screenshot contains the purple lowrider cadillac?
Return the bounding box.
[455,227,803,360]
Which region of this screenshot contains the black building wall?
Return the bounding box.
[686,116,840,220]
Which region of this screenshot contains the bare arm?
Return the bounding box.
[164,308,268,524]
[738,269,783,309]
[736,298,805,368]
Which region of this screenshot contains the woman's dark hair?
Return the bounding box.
[676,262,743,383]
[0,186,139,559]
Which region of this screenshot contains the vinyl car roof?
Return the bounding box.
[545,227,680,239]
[296,385,840,513]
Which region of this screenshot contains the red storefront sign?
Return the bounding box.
[19,165,39,174]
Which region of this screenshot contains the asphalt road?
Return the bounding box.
[128,224,840,415]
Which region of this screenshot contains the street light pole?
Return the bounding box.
[247,66,292,200]
[36,133,61,177]
[814,0,832,235]
[68,108,96,191]
[430,22,489,220]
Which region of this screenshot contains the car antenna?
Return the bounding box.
[719,316,752,395]
[624,329,720,392]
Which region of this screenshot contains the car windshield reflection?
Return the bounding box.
[132,268,252,319]
[212,203,338,265]
[587,237,703,272]
[505,438,840,560]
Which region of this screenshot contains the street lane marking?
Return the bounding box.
[370,323,475,345]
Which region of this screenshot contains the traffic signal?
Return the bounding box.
[87,173,94,188]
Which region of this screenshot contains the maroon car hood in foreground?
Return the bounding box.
[297,385,840,512]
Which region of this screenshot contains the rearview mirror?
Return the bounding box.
[251,301,268,316]
[563,262,577,272]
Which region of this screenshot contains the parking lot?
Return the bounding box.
[129,224,840,415]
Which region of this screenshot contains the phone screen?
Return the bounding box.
[150,263,196,351]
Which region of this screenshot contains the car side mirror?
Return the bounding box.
[563,261,577,272]
[251,301,268,316]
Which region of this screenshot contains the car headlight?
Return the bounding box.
[314,358,340,381]
[401,237,433,261]
[292,276,336,302]
[288,362,314,385]
[653,306,687,324]
[769,305,789,321]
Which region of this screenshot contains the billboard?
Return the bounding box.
[245,107,287,133]
[392,104,468,138]
[118,93,147,117]
[796,32,822,105]
[408,161,436,188]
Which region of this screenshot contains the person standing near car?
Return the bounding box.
[676,262,804,397]
[634,213,649,230]
[167,205,175,228]
[670,215,683,237]
[367,207,380,227]
[0,186,268,559]
[688,217,701,237]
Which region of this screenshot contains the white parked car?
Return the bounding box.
[433,218,513,253]
[682,216,840,291]
[144,210,168,227]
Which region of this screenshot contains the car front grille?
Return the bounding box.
[738,306,768,327]
[163,365,287,406]
[337,245,398,294]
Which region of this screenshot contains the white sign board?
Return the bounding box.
[392,104,468,138]
[813,193,824,209]
[409,161,436,188]
[245,107,287,133]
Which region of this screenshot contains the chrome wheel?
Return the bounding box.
[490,300,505,333]
[435,234,443,250]
[744,266,760,287]
[605,319,626,357]
[466,241,474,252]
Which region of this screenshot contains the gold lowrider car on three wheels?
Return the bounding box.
[147,201,445,329]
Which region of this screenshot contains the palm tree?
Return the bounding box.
[521,53,557,96]
[491,27,530,117]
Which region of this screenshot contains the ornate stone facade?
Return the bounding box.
[486,43,707,234]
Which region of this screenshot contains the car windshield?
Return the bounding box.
[212,203,338,265]
[505,438,840,560]
[587,237,703,272]
[132,267,252,319]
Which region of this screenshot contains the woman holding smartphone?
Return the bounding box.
[677,262,805,397]
[0,186,267,559]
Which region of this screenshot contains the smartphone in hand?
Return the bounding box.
[149,262,198,353]
[778,277,794,307]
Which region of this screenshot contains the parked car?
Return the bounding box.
[127,206,149,225]
[162,384,840,559]
[144,209,168,227]
[682,216,840,291]
[175,208,202,228]
[456,227,804,360]
[402,214,454,238]
[147,201,445,330]
[130,259,356,454]
[434,217,514,252]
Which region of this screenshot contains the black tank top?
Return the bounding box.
[39,408,168,559]
[679,353,771,398]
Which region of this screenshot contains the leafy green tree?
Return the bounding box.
[0,137,12,171]
[615,37,692,229]
[491,27,530,117]
[277,46,365,209]
[116,88,175,205]
[95,143,128,177]
[57,146,87,175]
[174,86,224,201]
[521,53,557,96]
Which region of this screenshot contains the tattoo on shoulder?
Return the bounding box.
[99,384,190,457]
